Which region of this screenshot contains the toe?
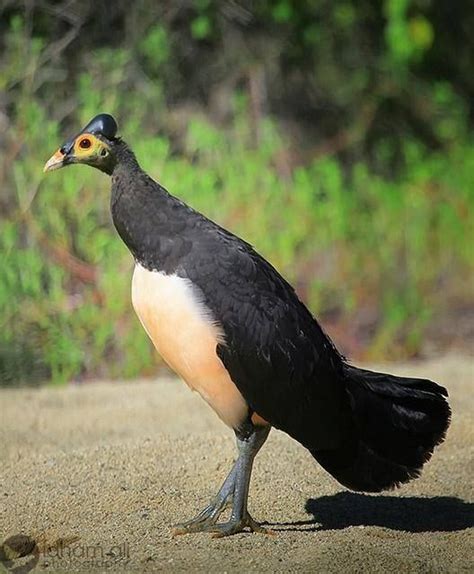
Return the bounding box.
[209,513,274,538]
[246,515,276,535]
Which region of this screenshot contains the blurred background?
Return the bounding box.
[0,0,472,386]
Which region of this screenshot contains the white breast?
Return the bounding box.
[131,263,248,429]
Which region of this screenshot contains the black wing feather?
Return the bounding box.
[178,227,353,450]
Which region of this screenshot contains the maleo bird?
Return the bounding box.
[44,114,450,537]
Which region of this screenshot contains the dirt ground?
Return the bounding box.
[0,355,473,573]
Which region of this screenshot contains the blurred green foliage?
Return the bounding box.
[0,2,472,385]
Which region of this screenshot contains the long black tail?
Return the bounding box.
[311,364,451,492]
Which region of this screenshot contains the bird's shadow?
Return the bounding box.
[263,492,473,533]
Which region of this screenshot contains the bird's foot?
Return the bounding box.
[172,506,273,538]
[171,499,231,536]
[172,426,272,538]
[209,512,274,538]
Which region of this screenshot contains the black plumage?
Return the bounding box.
[45,115,451,535]
[109,138,450,491]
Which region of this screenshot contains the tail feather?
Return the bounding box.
[311,364,451,492]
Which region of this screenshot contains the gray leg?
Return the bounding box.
[172,459,238,535]
[172,424,271,537]
[209,424,271,537]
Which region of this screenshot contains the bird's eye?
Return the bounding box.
[79,137,92,150]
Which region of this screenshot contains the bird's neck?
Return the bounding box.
[109,141,194,272]
[110,139,141,172]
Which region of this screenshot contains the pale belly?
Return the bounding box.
[131,263,249,429]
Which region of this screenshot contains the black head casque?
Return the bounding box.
[44,113,119,175]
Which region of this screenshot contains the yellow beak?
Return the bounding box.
[43,149,65,173]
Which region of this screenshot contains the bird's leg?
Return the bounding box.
[172,459,238,535]
[208,424,271,537]
[172,423,271,537]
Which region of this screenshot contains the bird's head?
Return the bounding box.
[44,113,119,175]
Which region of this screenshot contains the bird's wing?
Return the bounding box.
[180,230,353,450]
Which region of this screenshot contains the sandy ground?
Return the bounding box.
[0,355,473,573]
